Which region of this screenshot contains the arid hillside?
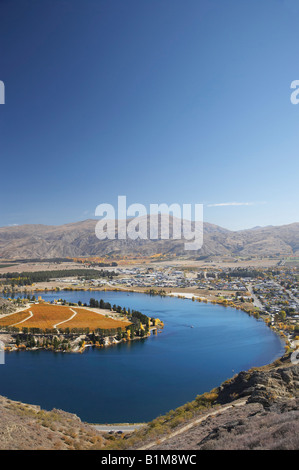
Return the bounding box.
[0,396,104,450]
[0,218,298,259]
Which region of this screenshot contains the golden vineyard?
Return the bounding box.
[0,303,131,332]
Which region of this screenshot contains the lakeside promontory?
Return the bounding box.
[0,297,164,353]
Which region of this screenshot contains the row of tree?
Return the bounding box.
[89,298,150,324]
[15,333,71,351]
[1,269,118,287]
[88,298,151,337]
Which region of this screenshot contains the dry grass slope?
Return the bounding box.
[0,395,105,450]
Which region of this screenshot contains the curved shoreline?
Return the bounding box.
[1,285,289,354]
[0,289,283,422]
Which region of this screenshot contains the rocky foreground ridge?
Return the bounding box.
[161,363,299,450]
[120,357,299,451]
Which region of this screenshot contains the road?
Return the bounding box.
[11,311,33,327]
[92,424,146,433]
[246,283,264,310]
[53,307,77,329]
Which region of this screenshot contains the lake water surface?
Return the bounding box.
[0,291,285,423]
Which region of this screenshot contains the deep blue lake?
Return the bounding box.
[0,290,285,423]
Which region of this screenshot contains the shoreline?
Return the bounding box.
[1,286,287,355]
[1,285,290,352]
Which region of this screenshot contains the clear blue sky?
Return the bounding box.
[0,0,298,230]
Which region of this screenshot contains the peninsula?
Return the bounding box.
[0,297,164,353]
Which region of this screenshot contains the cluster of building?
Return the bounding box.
[251,277,298,316]
[64,267,298,317]
[107,268,197,289]
[106,267,251,292]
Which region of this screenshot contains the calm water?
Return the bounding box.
[0,291,285,423]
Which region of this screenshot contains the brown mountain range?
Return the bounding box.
[0,218,298,259]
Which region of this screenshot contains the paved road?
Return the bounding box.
[92,424,146,433]
[246,284,264,310]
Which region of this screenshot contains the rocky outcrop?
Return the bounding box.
[217,363,299,407]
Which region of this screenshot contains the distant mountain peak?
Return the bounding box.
[0,219,297,259]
